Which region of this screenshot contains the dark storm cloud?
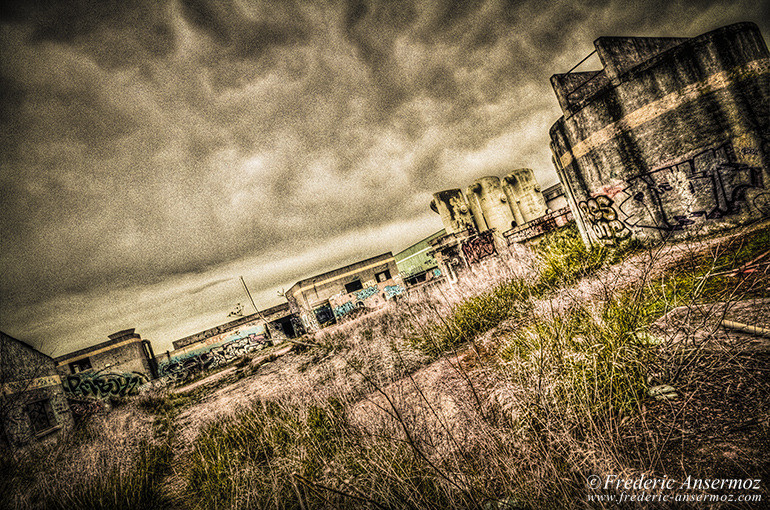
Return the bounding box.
[1,0,767,352]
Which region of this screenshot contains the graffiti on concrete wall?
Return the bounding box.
[577,141,767,241]
[159,333,269,382]
[617,141,765,233]
[384,285,405,298]
[578,195,631,240]
[355,286,379,300]
[461,231,497,264]
[63,371,148,398]
[333,301,356,318]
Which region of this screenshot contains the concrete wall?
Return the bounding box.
[160,318,273,381]
[467,176,516,232]
[430,190,475,234]
[550,22,770,245]
[1,332,74,450]
[542,182,569,211]
[432,172,549,235]
[502,169,548,224]
[55,329,157,380]
[286,253,403,330]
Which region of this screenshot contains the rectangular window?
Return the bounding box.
[344,279,363,293]
[375,270,391,282]
[26,399,56,434]
[69,358,92,374]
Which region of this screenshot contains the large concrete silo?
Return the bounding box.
[430,189,475,234]
[466,176,516,232]
[502,168,548,224]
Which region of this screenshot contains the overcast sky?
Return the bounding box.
[1,0,768,356]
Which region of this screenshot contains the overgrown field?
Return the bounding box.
[4,222,769,509]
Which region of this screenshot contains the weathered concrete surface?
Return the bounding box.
[1,332,74,450]
[431,189,475,234]
[55,329,158,381]
[550,22,770,246]
[502,168,548,224]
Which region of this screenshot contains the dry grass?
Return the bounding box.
[5,221,769,509]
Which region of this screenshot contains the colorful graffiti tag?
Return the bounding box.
[159,333,270,381]
[578,194,631,241]
[355,286,379,300]
[333,301,357,318]
[461,231,497,264]
[384,285,405,298]
[63,371,148,399]
[578,141,768,242]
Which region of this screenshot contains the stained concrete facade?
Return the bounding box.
[432,171,548,236]
[285,253,403,331]
[54,329,158,381]
[395,230,445,286]
[1,332,74,450]
[550,22,770,246]
[542,182,569,211]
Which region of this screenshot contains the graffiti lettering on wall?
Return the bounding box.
[355,287,379,300]
[159,334,269,381]
[619,141,764,232]
[578,141,767,241]
[64,372,148,398]
[462,231,497,264]
[67,395,109,417]
[578,195,631,240]
[333,301,356,318]
[384,285,405,298]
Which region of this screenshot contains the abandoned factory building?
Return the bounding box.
[285,252,403,331]
[54,329,159,381]
[1,331,74,450]
[550,22,770,246]
[395,229,445,287]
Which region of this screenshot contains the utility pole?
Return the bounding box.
[239,276,271,338]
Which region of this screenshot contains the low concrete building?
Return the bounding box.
[1,331,74,450]
[158,312,279,380]
[54,329,158,398]
[542,182,569,212]
[550,22,770,246]
[285,252,404,331]
[395,230,445,287]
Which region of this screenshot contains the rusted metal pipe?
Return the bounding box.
[721,320,770,338]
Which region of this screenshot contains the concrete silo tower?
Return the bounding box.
[465,176,516,232]
[430,189,476,234]
[502,168,548,225]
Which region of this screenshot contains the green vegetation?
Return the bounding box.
[535,223,642,286]
[413,277,533,357]
[184,399,456,509]
[6,222,768,509]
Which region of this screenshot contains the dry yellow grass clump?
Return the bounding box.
[4,222,769,509]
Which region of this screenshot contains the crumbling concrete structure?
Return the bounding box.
[431,170,548,236]
[285,252,403,331]
[54,329,158,398]
[550,22,770,246]
[1,331,74,450]
[158,311,281,381]
[395,230,445,287]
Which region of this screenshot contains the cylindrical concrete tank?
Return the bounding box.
[464,184,489,232]
[549,22,770,246]
[430,189,475,234]
[502,168,548,224]
[466,176,516,232]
